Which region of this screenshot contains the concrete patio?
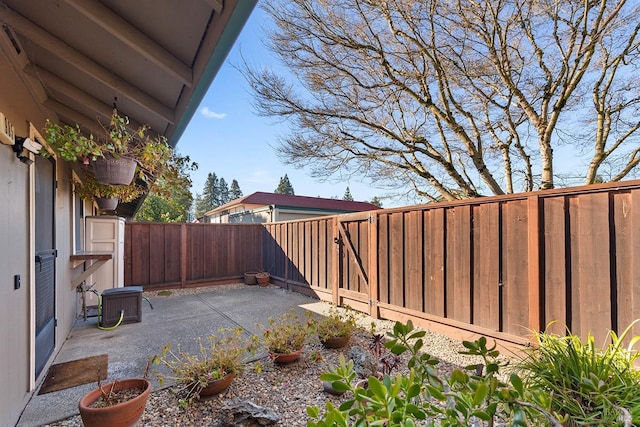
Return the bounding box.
[16,284,326,426]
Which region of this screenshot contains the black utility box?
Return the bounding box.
[101,286,143,327]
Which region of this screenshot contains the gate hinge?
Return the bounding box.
[368,215,374,224]
[54,249,58,258]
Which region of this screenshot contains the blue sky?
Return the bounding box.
[176,6,391,206]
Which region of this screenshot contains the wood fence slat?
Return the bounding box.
[446,206,471,323]
[424,209,445,316]
[369,212,379,318]
[502,200,529,335]
[405,211,423,312]
[542,197,568,334]
[571,193,612,341]
[527,195,541,332]
[148,225,164,284]
[389,213,404,307]
[613,191,634,336]
[472,203,500,330]
[378,214,389,305]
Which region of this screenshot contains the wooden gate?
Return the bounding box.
[336,212,377,317]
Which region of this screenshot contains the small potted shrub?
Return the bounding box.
[258,308,310,364]
[153,327,256,408]
[312,305,360,349]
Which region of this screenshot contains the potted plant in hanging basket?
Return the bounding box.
[258,309,310,365]
[72,175,144,212]
[311,305,361,349]
[152,327,256,408]
[78,375,152,427]
[43,109,172,186]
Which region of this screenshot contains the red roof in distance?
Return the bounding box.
[217,191,381,212]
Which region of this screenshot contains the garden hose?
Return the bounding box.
[90,289,125,330]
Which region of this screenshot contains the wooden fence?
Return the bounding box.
[125,180,640,347]
[125,222,263,289]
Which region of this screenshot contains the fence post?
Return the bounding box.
[181,223,187,288]
[527,194,541,333]
[368,212,379,319]
[332,216,339,305]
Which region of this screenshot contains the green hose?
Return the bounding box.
[94,292,125,330]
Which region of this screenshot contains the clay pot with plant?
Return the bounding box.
[152,327,256,408]
[78,364,152,427]
[258,308,311,364]
[255,272,270,286]
[312,305,361,349]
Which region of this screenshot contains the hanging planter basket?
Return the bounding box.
[96,197,118,211]
[92,155,137,185]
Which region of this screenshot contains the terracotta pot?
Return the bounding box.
[78,378,151,427]
[92,155,137,185]
[96,197,118,211]
[321,334,351,349]
[271,347,303,364]
[256,272,270,287]
[244,271,258,285]
[198,372,235,397]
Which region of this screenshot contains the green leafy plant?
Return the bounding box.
[311,305,360,342]
[72,174,143,203]
[258,308,311,356]
[152,327,256,407]
[43,109,172,183]
[517,320,640,426]
[307,320,563,427]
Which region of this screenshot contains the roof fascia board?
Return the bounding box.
[169,0,257,147]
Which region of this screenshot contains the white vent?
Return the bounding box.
[0,113,15,146]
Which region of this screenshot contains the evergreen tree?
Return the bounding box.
[275,174,295,195]
[229,179,243,200]
[370,196,382,208]
[343,186,354,201]
[218,177,230,205]
[195,173,218,217]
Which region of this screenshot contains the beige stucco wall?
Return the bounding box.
[0,35,79,427]
[0,138,31,427]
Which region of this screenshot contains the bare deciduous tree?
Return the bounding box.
[245,0,640,201]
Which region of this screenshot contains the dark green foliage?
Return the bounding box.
[194,173,242,218]
[308,319,640,426]
[229,179,243,200]
[275,174,295,195]
[343,187,353,201]
[516,321,640,426]
[370,196,382,207]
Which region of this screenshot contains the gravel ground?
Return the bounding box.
[45,285,514,426]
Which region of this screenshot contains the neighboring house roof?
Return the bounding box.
[206,191,381,216]
[0,0,257,217]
